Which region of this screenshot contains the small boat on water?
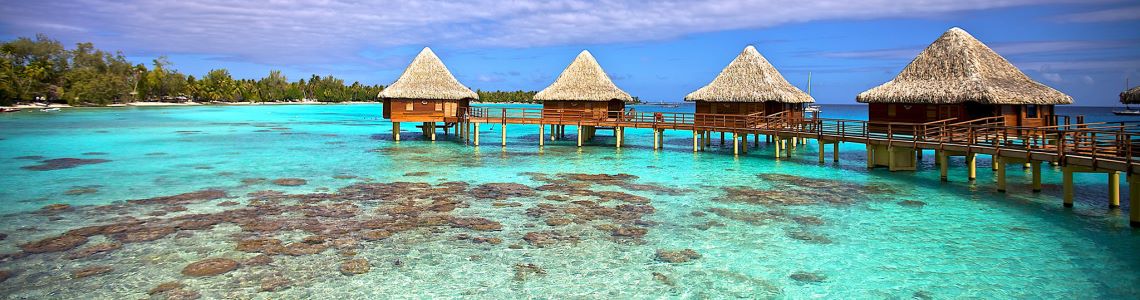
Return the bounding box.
[1113,109,1140,116]
[805,105,822,113]
[0,107,21,113]
[41,107,60,112]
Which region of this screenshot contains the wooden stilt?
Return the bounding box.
[705,131,711,147]
[887,146,896,171]
[653,129,660,150]
[430,123,437,141]
[539,124,544,147]
[501,123,506,146]
[1031,162,1042,192]
[1110,171,1121,209]
[577,126,582,147]
[473,122,480,146]
[934,149,941,166]
[818,140,825,163]
[1063,166,1074,207]
[616,127,622,148]
[393,122,401,141]
[967,153,977,181]
[866,144,874,169]
[720,132,725,145]
[741,134,748,154]
[992,157,998,171]
[832,142,839,162]
[775,136,782,158]
[1129,174,1139,227]
[939,151,948,181]
[693,130,699,152]
[732,132,739,155]
[996,157,1006,192]
[754,133,759,147]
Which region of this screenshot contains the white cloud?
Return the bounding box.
[0,0,1096,68]
[1042,73,1064,83]
[1081,75,1095,84]
[1054,5,1140,23]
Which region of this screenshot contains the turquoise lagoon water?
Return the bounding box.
[0,103,1137,299]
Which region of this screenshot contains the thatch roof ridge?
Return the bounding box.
[1122,86,1140,104]
[684,45,814,103]
[533,50,633,102]
[378,47,478,100]
[856,27,1072,105]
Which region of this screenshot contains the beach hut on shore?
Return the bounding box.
[685,45,814,153]
[1122,86,1140,105]
[857,27,1072,128]
[379,47,478,141]
[534,50,633,145]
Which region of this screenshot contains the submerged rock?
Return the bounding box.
[897,200,927,208]
[40,203,73,212]
[449,217,502,231]
[66,242,122,260]
[469,183,535,200]
[148,281,185,295]
[181,258,239,276]
[64,187,99,196]
[72,265,113,279]
[513,263,546,281]
[272,178,308,186]
[611,226,648,238]
[522,231,579,247]
[128,189,227,206]
[242,254,274,266]
[259,276,293,292]
[786,231,833,244]
[21,158,111,171]
[340,258,370,275]
[20,234,88,253]
[789,271,827,283]
[655,249,701,263]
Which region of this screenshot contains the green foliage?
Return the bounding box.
[475,90,539,103]
[0,34,385,105]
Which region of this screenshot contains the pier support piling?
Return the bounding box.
[539,124,544,147]
[577,126,583,147]
[1062,166,1074,207]
[1130,174,1139,227]
[1031,162,1042,192]
[939,151,949,181]
[473,123,480,146]
[393,122,401,141]
[996,157,1006,192]
[741,134,748,154]
[501,123,506,146]
[832,142,839,162]
[431,123,437,141]
[818,140,825,163]
[732,132,739,155]
[1110,171,1121,209]
[692,131,699,152]
[967,153,977,181]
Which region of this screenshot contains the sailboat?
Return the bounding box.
[1113,105,1140,116]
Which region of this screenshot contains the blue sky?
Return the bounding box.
[1,0,1138,106]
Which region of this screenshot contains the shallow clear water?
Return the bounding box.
[0,103,1137,299]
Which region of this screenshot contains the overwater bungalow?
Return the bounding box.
[534,50,633,143]
[857,27,1072,128]
[379,47,478,141]
[685,45,814,125]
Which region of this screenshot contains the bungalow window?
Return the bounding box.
[887,104,897,117]
[926,106,936,119]
[405,101,414,111]
[435,102,443,111]
[1025,105,1038,118]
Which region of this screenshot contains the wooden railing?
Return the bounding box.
[458,107,1140,167]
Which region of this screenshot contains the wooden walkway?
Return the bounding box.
[446,107,1140,227]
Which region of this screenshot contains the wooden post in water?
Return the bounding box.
[539,124,544,147]
[818,140,825,163]
[991,156,998,171]
[741,133,748,154]
[934,150,940,166]
[865,144,874,169]
[996,157,1006,192]
[720,132,725,145]
[577,126,583,147]
[501,123,506,146]
[939,151,949,181]
[1130,174,1139,227]
[1109,171,1121,209]
[1062,166,1074,207]
[775,136,782,158]
[616,127,623,149]
[393,122,401,141]
[431,123,437,141]
[967,153,977,181]
[692,130,699,152]
[732,132,739,155]
[832,143,839,162]
[1031,162,1042,192]
[473,122,480,146]
[754,133,759,147]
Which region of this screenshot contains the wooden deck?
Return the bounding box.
[460,107,1139,174]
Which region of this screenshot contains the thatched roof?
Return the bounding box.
[534,50,633,102]
[857,27,1072,105]
[1122,86,1140,104]
[684,46,813,103]
[378,47,478,100]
